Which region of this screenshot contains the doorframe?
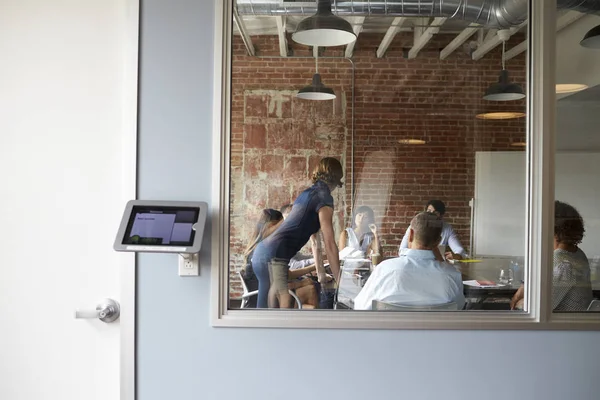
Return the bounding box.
[121,1,139,399]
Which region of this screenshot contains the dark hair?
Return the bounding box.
[426,199,446,216]
[410,212,443,248]
[243,209,283,262]
[280,204,293,216]
[352,205,375,228]
[554,201,585,246]
[311,157,343,188]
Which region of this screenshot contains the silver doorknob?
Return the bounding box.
[75,298,120,323]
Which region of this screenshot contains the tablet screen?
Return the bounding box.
[122,206,199,246]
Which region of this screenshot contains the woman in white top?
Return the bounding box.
[338,205,381,258]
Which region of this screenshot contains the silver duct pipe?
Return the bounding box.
[559,0,600,13]
[236,0,600,29]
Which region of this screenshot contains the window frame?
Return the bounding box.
[210,0,600,330]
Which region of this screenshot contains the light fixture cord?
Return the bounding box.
[502,40,506,70]
[315,47,319,73]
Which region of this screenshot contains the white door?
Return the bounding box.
[0,1,138,399]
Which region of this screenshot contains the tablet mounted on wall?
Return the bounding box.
[114,200,208,254]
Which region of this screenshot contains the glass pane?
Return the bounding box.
[229,1,529,312]
[551,8,600,314]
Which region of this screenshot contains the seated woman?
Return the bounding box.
[241,208,318,308]
[338,205,381,260]
[510,200,593,311]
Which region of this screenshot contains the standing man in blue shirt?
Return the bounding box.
[398,199,467,261]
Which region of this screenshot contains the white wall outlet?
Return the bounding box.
[178,253,199,276]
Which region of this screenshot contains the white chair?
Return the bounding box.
[587,299,600,312]
[372,300,458,311]
[238,271,303,309]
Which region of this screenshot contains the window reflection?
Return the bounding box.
[229,10,532,312]
[550,9,600,313]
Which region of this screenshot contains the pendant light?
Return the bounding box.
[556,84,588,94]
[476,111,526,120]
[483,32,525,101]
[580,25,600,49]
[297,49,336,100]
[292,0,356,47]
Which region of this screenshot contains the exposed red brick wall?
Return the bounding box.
[229,33,526,298]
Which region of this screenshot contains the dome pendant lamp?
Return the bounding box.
[297,49,336,101]
[580,24,600,49]
[483,35,525,101]
[292,0,356,47]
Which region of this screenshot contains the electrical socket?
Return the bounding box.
[178,253,199,276]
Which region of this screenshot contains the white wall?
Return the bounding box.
[135,1,600,400]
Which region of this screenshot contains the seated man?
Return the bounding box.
[354,212,465,310]
[398,200,467,261]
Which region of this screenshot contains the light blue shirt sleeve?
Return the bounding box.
[451,272,466,310]
[444,223,467,257]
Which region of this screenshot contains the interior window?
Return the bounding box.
[228,0,537,313]
[548,8,600,314]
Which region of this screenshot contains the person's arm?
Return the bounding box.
[318,206,341,282]
[338,229,348,250]
[288,265,316,280]
[368,224,381,255]
[510,284,525,310]
[444,224,466,260]
[398,227,410,256]
[310,232,328,283]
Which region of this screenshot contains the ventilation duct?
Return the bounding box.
[236,0,600,29]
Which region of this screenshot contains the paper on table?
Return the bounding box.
[463,280,505,288]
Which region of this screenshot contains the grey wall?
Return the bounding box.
[137,1,600,399]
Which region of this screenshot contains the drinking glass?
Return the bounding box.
[498,269,514,285]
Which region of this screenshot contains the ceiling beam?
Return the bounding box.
[471,22,526,60]
[408,17,447,59]
[503,41,527,61]
[345,16,366,58]
[556,10,586,31]
[233,6,255,56]
[440,23,480,60]
[504,11,585,61]
[413,17,429,41]
[275,16,287,57]
[376,17,407,58]
[484,29,498,43]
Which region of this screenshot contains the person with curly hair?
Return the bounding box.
[251,157,343,308]
[510,200,593,311]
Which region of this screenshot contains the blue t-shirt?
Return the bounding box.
[254,180,334,262]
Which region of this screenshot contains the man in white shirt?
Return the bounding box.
[398,199,467,260]
[354,211,465,310]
